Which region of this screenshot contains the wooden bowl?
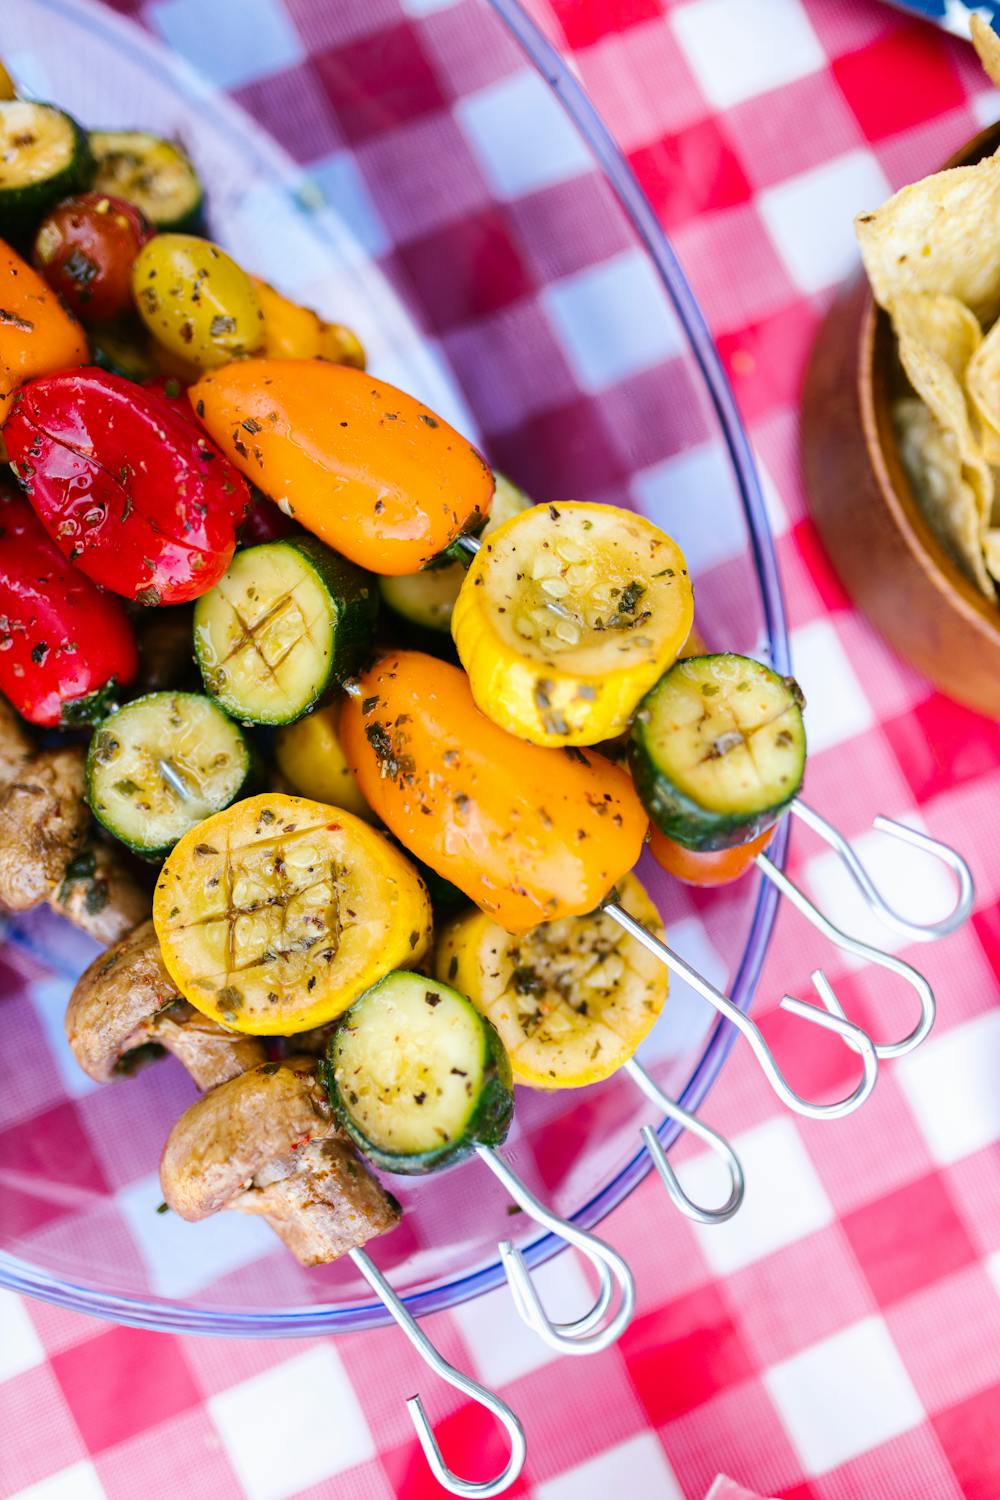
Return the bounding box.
[802,121,1000,717]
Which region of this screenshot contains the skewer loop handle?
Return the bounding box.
[625,1059,744,1224]
[350,1248,526,1497]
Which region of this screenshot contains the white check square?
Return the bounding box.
[456,71,592,201]
[209,1347,374,1500]
[632,442,747,572]
[789,617,874,755]
[535,1433,683,1500]
[543,249,685,392]
[0,1289,44,1381]
[765,1316,924,1472]
[9,1463,105,1500]
[759,150,891,295]
[119,1173,274,1299]
[451,1251,596,1385]
[896,1010,1000,1165]
[690,1117,833,1275]
[671,0,825,109]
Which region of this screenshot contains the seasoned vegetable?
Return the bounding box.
[341,651,647,933]
[33,192,153,322]
[132,234,264,368]
[190,360,495,574]
[0,744,90,910]
[252,278,364,368]
[453,502,694,747]
[86,692,254,858]
[90,320,156,382]
[380,473,531,632]
[4,368,250,605]
[0,487,137,726]
[0,101,92,237]
[326,970,513,1173]
[435,871,667,1088]
[193,538,377,725]
[648,823,775,886]
[629,653,806,851]
[274,703,374,822]
[152,793,433,1034]
[0,239,87,419]
[240,487,302,546]
[89,130,203,231]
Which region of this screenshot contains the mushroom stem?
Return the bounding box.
[234,1136,401,1266]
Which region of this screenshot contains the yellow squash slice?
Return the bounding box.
[452,502,694,746]
[153,793,432,1035]
[274,703,374,822]
[433,870,667,1087]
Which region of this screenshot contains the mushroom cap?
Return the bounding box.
[65,919,180,1082]
[0,746,89,910]
[51,840,152,947]
[160,1057,334,1220]
[0,693,32,785]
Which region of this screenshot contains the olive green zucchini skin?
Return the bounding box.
[325,971,514,1176]
[194,536,378,727]
[89,130,204,232]
[0,101,93,240]
[629,653,807,852]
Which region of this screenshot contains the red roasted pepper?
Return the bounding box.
[3,368,250,605]
[0,487,138,726]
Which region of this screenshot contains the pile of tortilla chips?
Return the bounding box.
[854,15,1000,598]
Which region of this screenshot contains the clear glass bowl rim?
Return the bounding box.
[0,0,790,1337]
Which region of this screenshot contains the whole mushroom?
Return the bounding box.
[66,919,266,1088]
[160,1058,401,1265]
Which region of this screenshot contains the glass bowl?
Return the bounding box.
[0,0,788,1335]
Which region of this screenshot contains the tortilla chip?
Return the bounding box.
[892,293,992,517]
[855,154,1000,324]
[983,528,1000,581]
[894,397,996,596]
[965,317,1000,464]
[971,14,1000,92]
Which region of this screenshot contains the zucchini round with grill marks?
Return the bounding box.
[434,871,667,1088]
[153,794,433,1035]
[193,537,377,725]
[86,691,253,858]
[89,130,203,230]
[379,473,532,633]
[0,100,92,237]
[326,970,514,1174]
[452,501,694,746]
[629,653,806,851]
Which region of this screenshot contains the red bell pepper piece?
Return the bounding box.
[3,368,250,606]
[0,487,139,727]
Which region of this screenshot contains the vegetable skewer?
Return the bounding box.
[160,1058,527,1497]
[327,971,635,1353]
[344,650,880,1122]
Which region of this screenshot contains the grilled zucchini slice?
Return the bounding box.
[86,691,253,858]
[452,501,694,746]
[379,473,531,632]
[0,100,92,238]
[153,794,433,1035]
[194,537,377,726]
[629,653,806,851]
[326,969,514,1173]
[434,871,667,1088]
[89,129,202,230]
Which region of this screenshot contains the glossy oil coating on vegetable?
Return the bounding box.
[0,486,137,725]
[434,870,667,1088]
[648,823,775,886]
[274,702,374,821]
[453,501,694,746]
[153,793,433,1035]
[341,650,648,933]
[0,238,87,419]
[252,277,365,368]
[4,367,250,605]
[190,360,495,574]
[33,192,153,322]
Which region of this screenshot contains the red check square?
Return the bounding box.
[51,1326,201,1454]
[629,117,752,231]
[313,23,446,144]
[842,1173,978,1308]
[621,1283,754,1425]
[883,693,1000,805]
[0,1100,109,1237]
[833,23,965,143]
[933,1383,1000,1500]
[393,207,534,332]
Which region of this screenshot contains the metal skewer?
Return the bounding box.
[478,1146,634,1353]
[350,1248,526,1497]
[625,1059,744,1224]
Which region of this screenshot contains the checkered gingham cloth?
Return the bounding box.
[5,1,1000,1497]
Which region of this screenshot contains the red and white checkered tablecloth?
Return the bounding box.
[4,1,1000,1497]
